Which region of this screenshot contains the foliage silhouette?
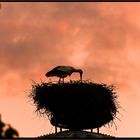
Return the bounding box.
[0,114,19,138]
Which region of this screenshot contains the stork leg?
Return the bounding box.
[58,78,61,83]
[55,126,57,133]
[62,78,64,83]
[97,128,99,133]
[60,127,62,132]
[69,76,72,83]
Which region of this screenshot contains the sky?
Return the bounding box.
[0,2,140,137]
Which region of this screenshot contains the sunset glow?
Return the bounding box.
[0,2,140,137]
[68,40,89,67]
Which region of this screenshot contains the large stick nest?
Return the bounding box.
[29,80,119,130]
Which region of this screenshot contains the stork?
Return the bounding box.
[45,66,83,83]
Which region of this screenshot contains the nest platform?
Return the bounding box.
[29,80,119,130]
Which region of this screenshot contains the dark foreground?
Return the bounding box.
[38,130,115,138]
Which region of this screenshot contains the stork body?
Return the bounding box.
[45,66,83,82]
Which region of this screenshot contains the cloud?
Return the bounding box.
[0,2,140,98]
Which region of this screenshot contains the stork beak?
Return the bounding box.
[80,73,82,82]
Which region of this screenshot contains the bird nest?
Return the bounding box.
[29,80,119,130]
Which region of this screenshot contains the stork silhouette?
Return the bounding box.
[45,66,83,83]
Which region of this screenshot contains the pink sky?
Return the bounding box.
[0,2,140,137]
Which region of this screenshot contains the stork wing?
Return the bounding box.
[56,66,74,72]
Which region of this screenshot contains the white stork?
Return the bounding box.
[45,66,83,83]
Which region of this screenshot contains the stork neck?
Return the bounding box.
[74,69,82,73]
[74,69,83,81]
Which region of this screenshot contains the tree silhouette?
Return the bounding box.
[0,114,19,138]
[0,114,5,138]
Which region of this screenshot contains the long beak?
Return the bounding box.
[80,73,82,81]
